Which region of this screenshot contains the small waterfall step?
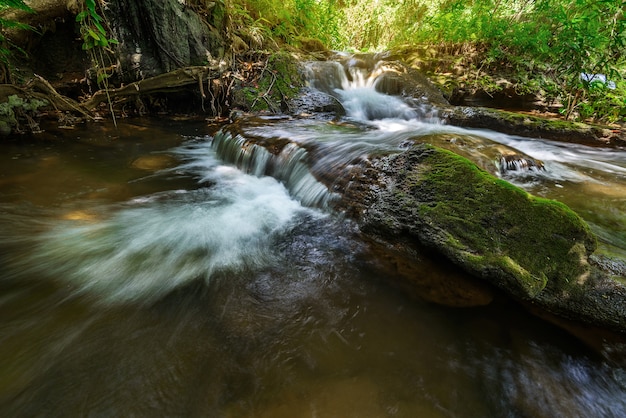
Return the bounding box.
[303,52,447,122]
[210,130,339,209]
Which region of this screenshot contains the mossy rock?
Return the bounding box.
[440,106,625,147]
[363,144,596,300]
[232,51,304,113]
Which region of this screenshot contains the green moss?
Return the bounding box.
[462,252,547,296]
[233,52,303,112]
[396,145,595,295]
[492,108,589,131]
[265,51,303,99]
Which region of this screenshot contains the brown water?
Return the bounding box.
[1,117,626,417]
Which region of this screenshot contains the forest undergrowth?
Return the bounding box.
[0,0,624,125]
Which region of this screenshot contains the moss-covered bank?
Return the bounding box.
[440,106,626,147]
[231,51,304,113]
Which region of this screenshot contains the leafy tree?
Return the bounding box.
[0,0,33,82]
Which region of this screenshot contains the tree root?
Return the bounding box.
[27,75,93,119]
[0,58,274,133]
[82,65,224,111]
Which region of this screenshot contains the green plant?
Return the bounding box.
[76,0,119,125]
[0,94,48,133]
[221,0,344,50]
[572,79,626,123]
[0,0,34,82]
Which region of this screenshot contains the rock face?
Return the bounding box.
[108,0,224,80]
[332,143,626,332]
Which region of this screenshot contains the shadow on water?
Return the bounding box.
[0,69,626,416]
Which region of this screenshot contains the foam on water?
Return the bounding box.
[17,143,315,305]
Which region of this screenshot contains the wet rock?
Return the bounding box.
[375,65,450,107]
[130,154,177,171]
[496,153,545,174]
[363,238,494,307]
[289,87,345,116]
[327,143,626,333]
[590,255,626,280]
[359,145,595,298]
[440,106,626,147]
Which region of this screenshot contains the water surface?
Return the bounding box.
[1,117,625,417]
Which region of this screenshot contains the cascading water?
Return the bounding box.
[5,141,320,305]
[303,58,431,122]
[210,53,625,257]
[209,130,339,208]
[240,56,626,256]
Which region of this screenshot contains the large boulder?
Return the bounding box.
[334,143,626,332]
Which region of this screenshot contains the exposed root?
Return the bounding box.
[28,75,92,119]
[82,65,225,111]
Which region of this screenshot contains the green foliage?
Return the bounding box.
[76,0,118,54]
[0,94,48,133]
[0,0,34,80]
[75,0,118,125]
[222,0,343,49]
[574,80,626,122]
[1,94,46,117]
[317,0,625,122]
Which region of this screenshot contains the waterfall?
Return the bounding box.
[210,130,338,208]
[306,58,420,122]
[211,130,271,177]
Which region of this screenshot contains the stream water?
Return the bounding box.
[1,57,626,417]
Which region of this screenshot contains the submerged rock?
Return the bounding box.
[496,153,545,174]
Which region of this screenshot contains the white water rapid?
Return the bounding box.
[5,142,325,305]
[231,56,626,255]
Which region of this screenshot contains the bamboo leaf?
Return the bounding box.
[93,20,107,35]
[86,0,97,13]
[1,0,33,13]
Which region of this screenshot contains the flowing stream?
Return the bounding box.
[1,57,626,417]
